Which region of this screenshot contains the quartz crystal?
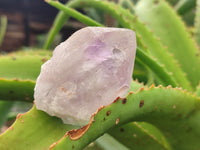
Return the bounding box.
[34,27,137,125]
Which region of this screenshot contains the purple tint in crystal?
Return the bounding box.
[34,27,137,125]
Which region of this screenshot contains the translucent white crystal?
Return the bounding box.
[34,27,137,125]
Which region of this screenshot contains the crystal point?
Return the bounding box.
[34,27,137,125]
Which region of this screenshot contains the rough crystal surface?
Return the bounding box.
[34,27,137,125]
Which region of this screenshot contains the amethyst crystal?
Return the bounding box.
[34,27,137,125]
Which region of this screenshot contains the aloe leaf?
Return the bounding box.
[195,82,200,96]
[175,0,196,15]
[84,8,105,25]
[0,101,14,128]
[0,50,50,127]
[0,50,50,102]
[0,50,76,149]
[0,50,51,80]
[0,80,142,149]
[0,50,51,102]
[182,8,196,26]
[96,134,129,150]
[119,0,135,14]
[0,106,77,150]
[44,0,84,49]
[136,48,177,87]
[165,0,179,6]
[48,86,200,150]
[132,60,148,83]
[108,122,171,150]
[195,0,200,45]
[0,15,7,47]
[0,81,170,150]
[116,82,171,149]
[46,0,192,91]
[0,79,35,102]
[135,0,200,88]
[43,12,69,49]
[46,1,103,27]
[83,143,102,150]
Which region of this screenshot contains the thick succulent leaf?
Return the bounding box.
[0,81,172,150]
[135,0,200,88]
[114,81,171,150]
[132,58,149,83]
[195,0,200,45]
[109,122,171,150]
[0,50,51,80]
[0,101,14,128]
[0,50,51,101]
[84,8,105,25]
[0,106,77,150]
[0,81,154,150]
[0,79,35,102]
[0,49,75,149]
[0,50,51,127]
[83,143,102,150]
[45,2,103,27]
[165,0,179,6]
[95,134,129,150]
[0,15,7,47]
[44,0,85,49]
[175,0,196,15]
[48,86,200,150]
[135,48,177,87]
[119,0,135,14]
[196,82,200,97]
[181,8,196,26]
[46,0,192,91]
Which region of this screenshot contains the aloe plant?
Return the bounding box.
[0,0,200,150]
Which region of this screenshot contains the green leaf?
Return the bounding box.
[0,50,51,102]
[109,122,171,150]
[116,82,171,150]
[165,0,179,6]
[132,60,149,84]
[0,79,35,102]
[195,82,200,97]
[46,1,103,27]
[0,80,139,149]
[175,0,196,15]
[44,0,84,49]
[0,50,51,128]
[0,50,51,80]
[2,80,199,149]
[195,0,200,45]
[48,86,200,150]
[0,80,166,150]
[0,101,14,128]
[119,0,135,14]
[0,106,77,150]
[83,142,103,150]
[0,15,7,47]
[96,134,129,150]
[135,0,200,88]
[136,48,177,87]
